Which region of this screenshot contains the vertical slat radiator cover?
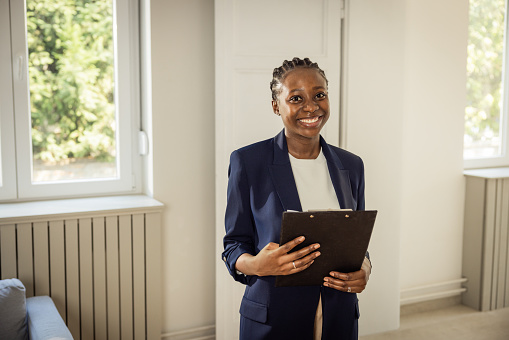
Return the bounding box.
[0,196,163,340]
[463,169,509,311]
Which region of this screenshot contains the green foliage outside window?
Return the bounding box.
[27,0,115,163]
[465,0,506,151]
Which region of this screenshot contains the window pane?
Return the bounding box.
[0,119,3,187]
[26,0,117,182]
[464,0,506,159]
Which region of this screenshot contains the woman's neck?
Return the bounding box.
[286,135,321,159]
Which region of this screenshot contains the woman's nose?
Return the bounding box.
[304,101,319,112]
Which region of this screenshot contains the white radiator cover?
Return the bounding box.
[463,169,509,311]
[0,195,163,340]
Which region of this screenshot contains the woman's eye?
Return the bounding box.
[316,92,327,99]
[289,96,302,103]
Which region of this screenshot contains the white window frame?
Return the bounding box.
[0,0,17,200]
[464,0,509,169]
[0,0,142,201]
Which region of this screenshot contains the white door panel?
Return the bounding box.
[232,0,329,57]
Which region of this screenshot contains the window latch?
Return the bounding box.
[17,55,24,81]
[138,130,149,156]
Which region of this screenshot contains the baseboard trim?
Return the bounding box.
[161,325,215,340]
[400,278,467,305]
[401,295,462,316]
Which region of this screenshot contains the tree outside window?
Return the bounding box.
[0,0,139,200]
[27,0,117,182]
[465,0,506,160]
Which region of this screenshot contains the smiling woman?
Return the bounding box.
[270,60,330,159]
[222,57,371,340]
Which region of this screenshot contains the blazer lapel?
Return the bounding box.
[268,131,355,211]
[320,137,355,210]
[268,130,302,212]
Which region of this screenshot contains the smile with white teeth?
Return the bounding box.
[299,116,320,123]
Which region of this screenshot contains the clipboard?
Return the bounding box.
[275,210,377,287]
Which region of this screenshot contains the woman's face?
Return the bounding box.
[272,68,329,142]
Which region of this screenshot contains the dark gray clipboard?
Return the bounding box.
[275,210,377,287]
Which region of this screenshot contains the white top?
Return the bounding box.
[289,149,340,339]
[289,150,340,211]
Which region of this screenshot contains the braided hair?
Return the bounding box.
[270,57,328,101]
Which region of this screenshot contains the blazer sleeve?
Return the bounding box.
[222,150,257,285]
[356,157,371,264]
[357,157,365,211]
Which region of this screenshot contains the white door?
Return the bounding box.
[215,0,343,338]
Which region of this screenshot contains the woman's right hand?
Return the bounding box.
[235,236,320,276]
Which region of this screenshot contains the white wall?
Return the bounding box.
[347,1,468,329]
[399,0,468,291]
[150,0,216,334]
[346,0,406,333]
[149,0,469,336]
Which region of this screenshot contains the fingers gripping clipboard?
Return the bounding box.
[275,210,377,287]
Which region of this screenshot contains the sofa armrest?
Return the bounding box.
[26,296,73,340]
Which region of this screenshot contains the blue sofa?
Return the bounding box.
[0,278,73,340]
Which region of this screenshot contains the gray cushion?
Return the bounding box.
[26,296,73,340]
[0,278,28,340]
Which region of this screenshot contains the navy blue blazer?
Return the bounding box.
[222,130,366,340]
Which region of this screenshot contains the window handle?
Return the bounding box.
[138,130,149,155]
[17,55,23,81]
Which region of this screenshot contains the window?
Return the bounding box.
[464,0,508,168]
[0,0,141,201]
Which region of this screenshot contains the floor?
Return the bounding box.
[359,304,509,340]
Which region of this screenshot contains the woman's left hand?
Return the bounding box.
[323,257,371,293]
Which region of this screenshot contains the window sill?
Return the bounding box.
[464,157,509,170]
[463,167,509,179]
[0,195,164,224]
